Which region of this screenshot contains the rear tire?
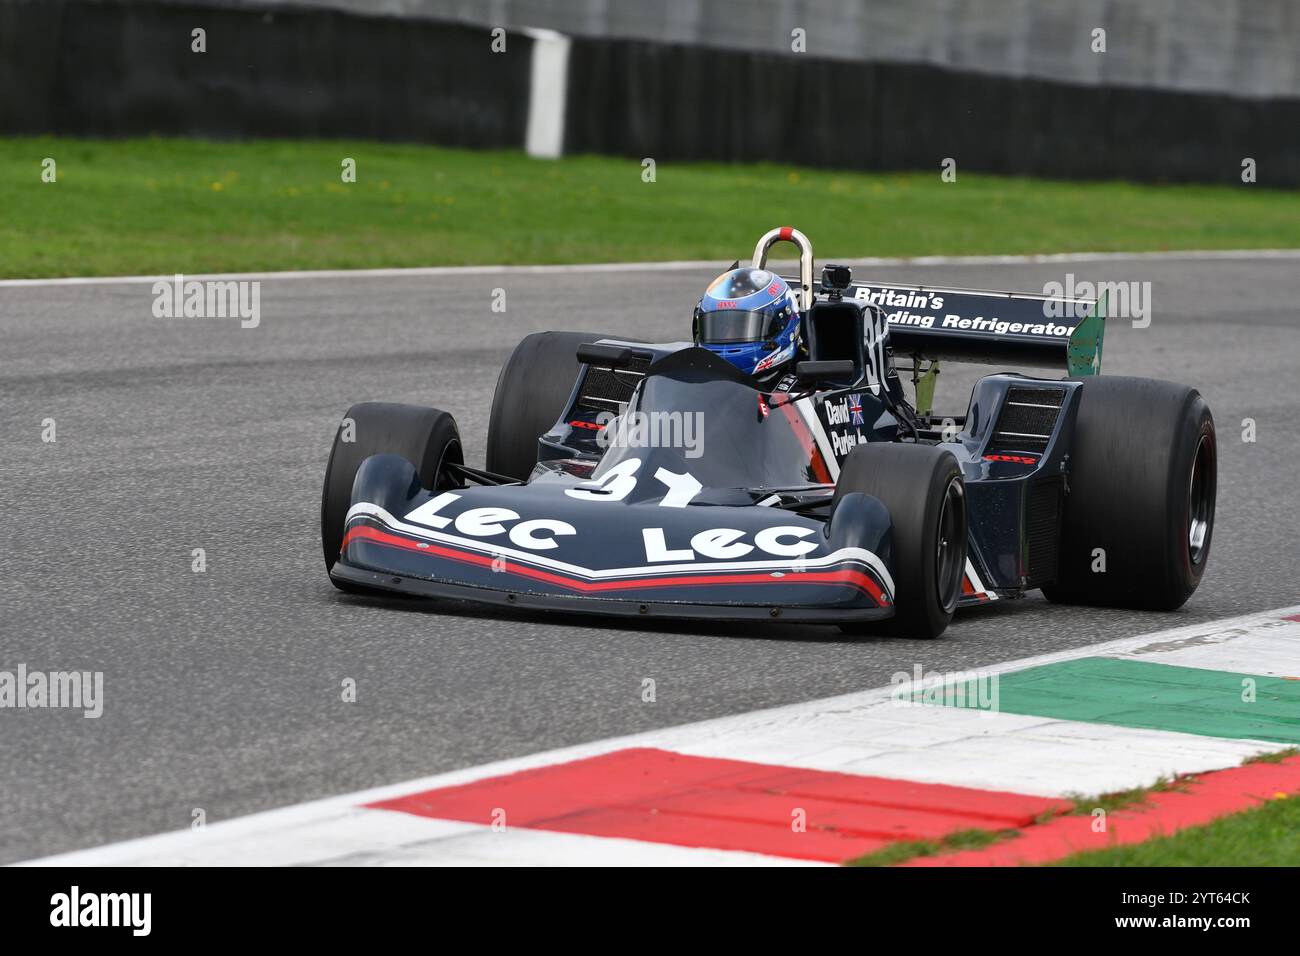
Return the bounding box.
[486,331,611,481]
[833,443,967,639]
[321,402,463,584]
[1043,376,1215,610]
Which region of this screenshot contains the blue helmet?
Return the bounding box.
[693,268,802,377]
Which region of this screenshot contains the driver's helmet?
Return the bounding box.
[693,267,801,377]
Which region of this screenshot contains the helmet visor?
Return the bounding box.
[697,309,787,345]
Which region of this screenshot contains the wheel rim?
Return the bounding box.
[1188,433,1214,565]
[935,477,967,613]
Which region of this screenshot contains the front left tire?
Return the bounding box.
[833,442,968,639]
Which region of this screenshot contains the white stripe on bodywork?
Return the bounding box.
[963,557,997,601]
[345,502,896,598]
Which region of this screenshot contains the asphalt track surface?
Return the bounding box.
[1,254,1297,863]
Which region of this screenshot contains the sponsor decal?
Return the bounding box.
[824,397,851,427]
[642,525,818,563]
[397,457,858,569]
[852,285,1078,338]
[404,492,578,551]
[853,286,946,312]
[938,316,1074,337]
[820,396,867,458]
[831,430,864,457]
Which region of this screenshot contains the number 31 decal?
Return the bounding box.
[564,458,702,508]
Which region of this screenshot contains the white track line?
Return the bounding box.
[3,249,1299,288]
[21,604,1300,866]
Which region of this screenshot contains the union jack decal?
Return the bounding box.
[848,394,864,426]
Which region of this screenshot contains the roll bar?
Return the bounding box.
[751,226,814,312]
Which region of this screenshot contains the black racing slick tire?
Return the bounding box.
[486,331,609,481]
[321,402,463,580]
[1043,377,1216,611]
[833,443,967,639]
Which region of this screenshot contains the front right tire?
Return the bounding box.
[486,330,608,481]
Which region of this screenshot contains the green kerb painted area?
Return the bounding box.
[949,657,1300,744]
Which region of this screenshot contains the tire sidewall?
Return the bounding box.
[1162,396,1216,601]
[321,402,462,571]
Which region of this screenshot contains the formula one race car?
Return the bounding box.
[321,228,1216,638]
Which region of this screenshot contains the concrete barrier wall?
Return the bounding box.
[2,0,1297,184]
[562,34,1300,185]
[0,0,531,145]
[133,0,1300,99]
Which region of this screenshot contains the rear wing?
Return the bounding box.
[846,281,1107,377]
[751,228,1105,378]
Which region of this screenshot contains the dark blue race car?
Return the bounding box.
[321,229,1216,638]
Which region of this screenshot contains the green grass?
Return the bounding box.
[1054,796,1300,866]
[2,136,1299,278]
[1244,746,1300,764]
[845,828,1018,866]
[847,751,1300,866]
[1062,775,1191,817]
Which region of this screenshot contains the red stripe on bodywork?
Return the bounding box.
[961,573,990,603]
[773,399,833,484]
[367,747,1068,864]
[342,523,887,605]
